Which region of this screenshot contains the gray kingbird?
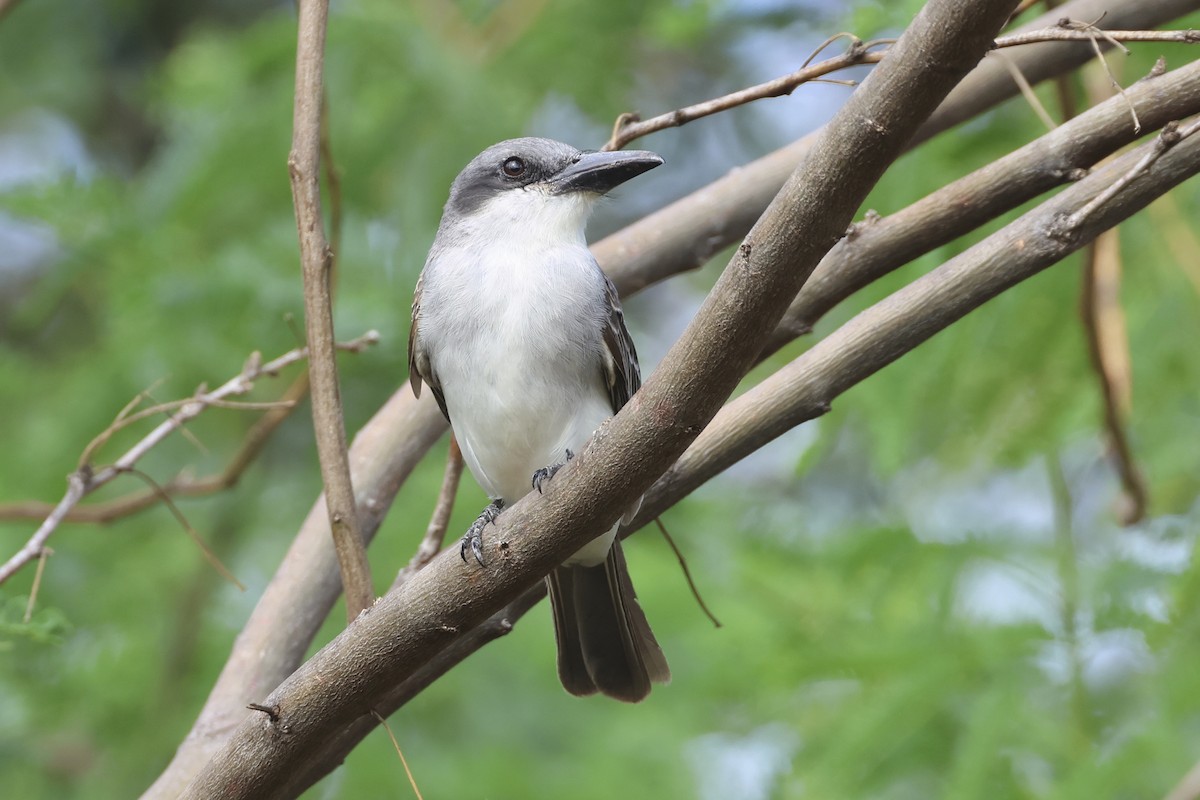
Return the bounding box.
[408,137,670,702]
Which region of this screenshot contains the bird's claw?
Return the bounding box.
[531,449,574,493]
[460,499,503,566]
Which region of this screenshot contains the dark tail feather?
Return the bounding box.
[546,540,670,702]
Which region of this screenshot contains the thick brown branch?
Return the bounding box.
[145,2,1200,795]
[142,388,446,800]
[633,123,1200,530]
[178,3,1018,796]
[762,57,1200,358]
[595,0,1200,296]
[289,0,374,620]
[275,126,1200,793]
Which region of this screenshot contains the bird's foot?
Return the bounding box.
[531,449,574,494]
[461,499,504,566]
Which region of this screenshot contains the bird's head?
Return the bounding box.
[441,137,662,245]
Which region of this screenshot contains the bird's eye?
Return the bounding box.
[501,157,526,178]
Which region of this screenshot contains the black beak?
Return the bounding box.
[548,150,663,195]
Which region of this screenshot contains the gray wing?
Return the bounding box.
[599,273,641,413]
[408,272,451,422]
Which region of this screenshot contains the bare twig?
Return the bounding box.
[1073,58,1146,525]
[996,26,1200,47]
[178,3,1020,794]
[23,547,51,623]
[0,332,379,587]
[603,36,885,151]
[996,50,1058,129]
[280,122,1200,797]
[1065,117,1200,230]
[0,472,87,588]
[122,467,244,590]
[392,438,464,590]
[654,517,720,628]
[603,18,1198,152]
[0,376,311,524]
[1080,232,1148,523]
[289,0,374,620]
[1080,21,1141,131]
[370,711,425,800]
[146,3,1200,794]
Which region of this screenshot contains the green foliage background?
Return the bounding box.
[1,1,1198,797]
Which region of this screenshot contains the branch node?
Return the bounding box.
[247,702,289,733]
[1047,211,1078,244]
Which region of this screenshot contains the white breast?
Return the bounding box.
[417,189,615,509]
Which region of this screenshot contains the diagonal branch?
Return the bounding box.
[603,36,889,151]
[633,121,1200,530]
[143,3,1200,796]
[763,56,1200,357]
[178,2,1020,796]
[0,333,379,588]
[272,68,1200,800]
[595,0,1200,295]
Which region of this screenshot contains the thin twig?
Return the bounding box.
[1072,57,1146,525]
[603,37,886,150]
[78,396,295,465]
[1064,118,1200,231]
[23,547,51,623]
[121,467,245,590]
[1080,233,1147,523]
[602,22,1199,152]
[370,710,425,800]
[653,517,720,628]
[996,50,1058,130]
[289,0,375,621]
[0,376,313,524]
[0,332,379,586]
[994,27,1200,47]
[1081,23,1140,132]
[0,472,87,587]
[393,438,464,590]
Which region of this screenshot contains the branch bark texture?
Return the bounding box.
[763,56,1200,355]
[594,0,1200,295]
[635,123,1200,528]
[178,2,1018,796]
[271,118,1200,792]
[146,1,1200,795]
[288,0,374,619]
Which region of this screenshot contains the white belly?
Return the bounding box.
[419,236,621,564]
